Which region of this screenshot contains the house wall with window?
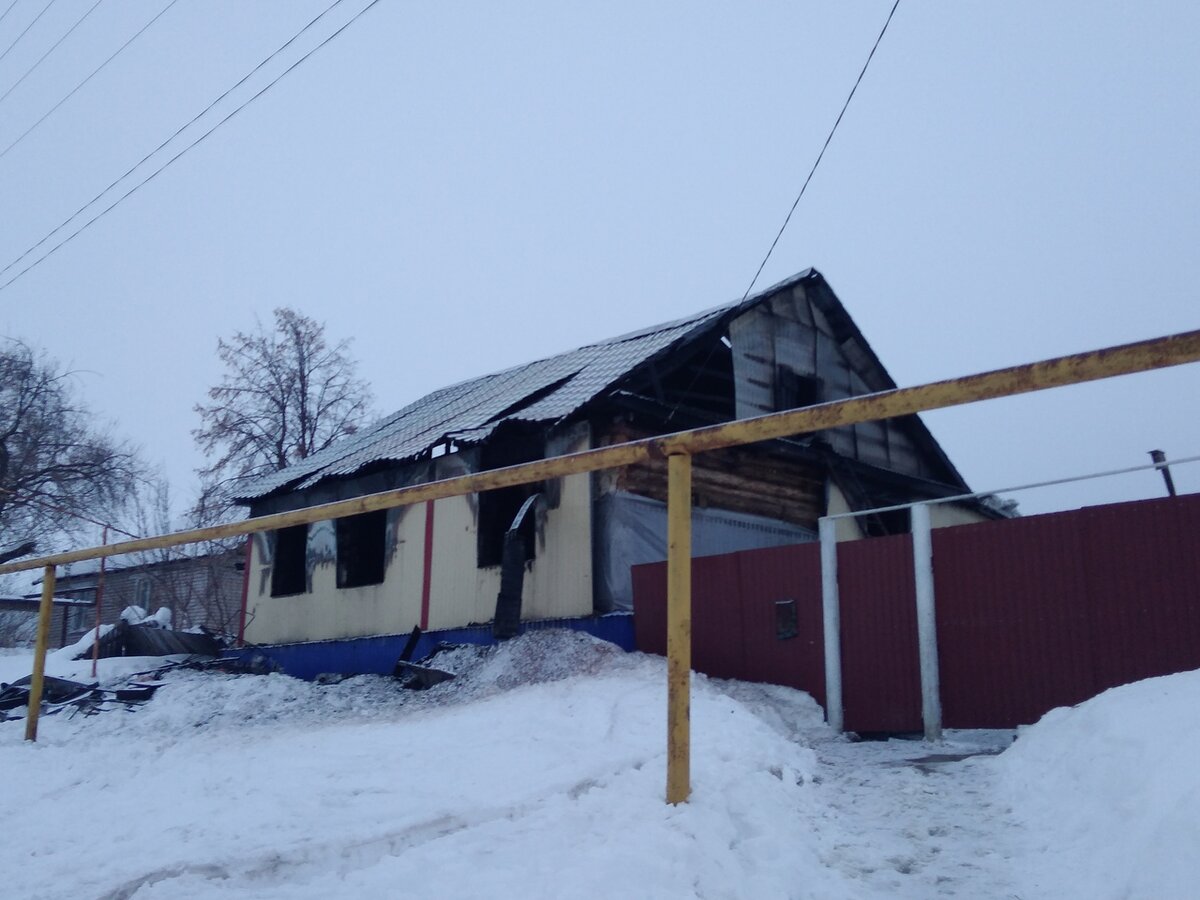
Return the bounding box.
[232,270,1006,649]
[241,428,594,645]
[18,551,245,646]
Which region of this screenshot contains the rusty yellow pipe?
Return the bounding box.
[0,327,1197,579]
[666,452,692,805]
[24,565,56,742]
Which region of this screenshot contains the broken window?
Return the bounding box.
[477,431,543,568]
[775,365,822,411]
[478,487,538,568]
[336,510,387,588]
[862,506,911,538]
[271,524,308,597]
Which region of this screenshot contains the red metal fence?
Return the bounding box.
[632,493,1200,731]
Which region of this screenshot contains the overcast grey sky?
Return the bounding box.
[1,1,1196,540]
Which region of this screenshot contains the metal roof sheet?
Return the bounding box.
[231,290,753,502]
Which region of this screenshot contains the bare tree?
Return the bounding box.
[193,308,374,504]
[0,339,140,552]
[120,477,246,635]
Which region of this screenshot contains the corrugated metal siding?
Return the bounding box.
[690,554,747,681]
[633,492,1200,732]
[631,542,825,698]
[933,515,1096,728]
[934,494,1200,728]
[1081,495,1200,693]
[837,534,922,733]
[735,544,824,704]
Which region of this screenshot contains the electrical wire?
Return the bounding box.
[741,0,902,302]
[0,0,181,161]
[0,0,56,67]
[0,0,102,107]
[0,0,20,30]
[0,0,385,291]
[664,0,903,426]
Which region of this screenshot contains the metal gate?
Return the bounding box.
[632,493,1200,730]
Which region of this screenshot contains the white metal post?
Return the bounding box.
[818,517,843,733]
[911,503,942,741]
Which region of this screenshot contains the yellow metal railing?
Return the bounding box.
[4,327,1199,800]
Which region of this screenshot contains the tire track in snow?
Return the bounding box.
[97,760,653,899]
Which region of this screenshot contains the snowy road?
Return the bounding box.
[2,633,1196,899]
[805,735,1018,898]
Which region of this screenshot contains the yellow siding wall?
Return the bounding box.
[243,439,593,644]
[826,483,866,542]
[826,481,991,542]
[243,506,426,645]
[422,464,593,631]
[929,502,991,529]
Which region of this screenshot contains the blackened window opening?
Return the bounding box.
[478,487,538,567]
[646,338,736,421]
[775,365,822,410]
[336,510,387,588]
[477,431,543,568]
[863,506,910,538]
[271,524,308,597]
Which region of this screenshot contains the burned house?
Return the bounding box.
[234,269,996,647]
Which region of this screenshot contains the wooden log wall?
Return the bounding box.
[599,421,824,528]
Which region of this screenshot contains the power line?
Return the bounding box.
[665,1,904,427]
[0,0,102,108]
[0,0,181,161]
[0,0,352,278]
[0,0,57,67]
[741,0,903,302]
[0,0,385,291]
[0,0,20,30]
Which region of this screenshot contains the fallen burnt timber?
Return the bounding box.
[0,674,158,721]
[85,619,224,660]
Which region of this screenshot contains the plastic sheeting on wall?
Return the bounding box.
[593,491,816,612]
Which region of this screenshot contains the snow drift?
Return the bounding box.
[2,629,1198,899]
[994,669,1200,899]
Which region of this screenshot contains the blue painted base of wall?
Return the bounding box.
[224,613,636,681]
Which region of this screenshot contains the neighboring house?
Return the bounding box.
[0,595,92,650]
[233,269,1002,647]
[22,550,245,648]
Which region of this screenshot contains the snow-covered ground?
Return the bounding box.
[1,632,1196,899]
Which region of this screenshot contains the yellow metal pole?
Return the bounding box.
[24,564,56,742]
[666,452,692,805]
[1,327,1198,579]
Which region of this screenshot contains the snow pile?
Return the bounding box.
[4,627,1198,899]
[120,605,173,628]
[0,632,845,900]
[994,669,1200,899]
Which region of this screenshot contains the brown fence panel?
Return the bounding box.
[633,493,1200,733]
[733,544,824,702]
[631,563,668,657]
[631,543,825,698]
[837,534,922,734]
[690,554,748,682]
[933,514,1096,728]
[632,554,748,682]
[1081,494,1200,693]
